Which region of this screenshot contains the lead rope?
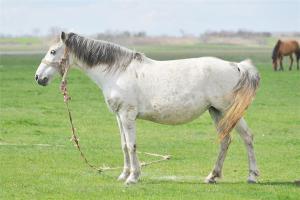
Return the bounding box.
[59,48,171,173]
[59,49,101,171]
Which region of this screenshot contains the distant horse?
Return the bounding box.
[272,39,300,71]
[35,32,260,184]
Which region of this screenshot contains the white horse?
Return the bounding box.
[35,32,260,184]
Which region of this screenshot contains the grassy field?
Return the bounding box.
[0,44,299,199]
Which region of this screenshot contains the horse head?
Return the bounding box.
[35,32,68,86]
[272,40,281,71]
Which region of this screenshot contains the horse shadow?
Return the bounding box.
[143,178,299,186]
[97,172,299,186]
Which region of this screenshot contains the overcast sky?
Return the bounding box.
[1,0,299,36]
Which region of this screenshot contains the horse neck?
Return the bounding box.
[70,53,119,90]
[272,41,281,59]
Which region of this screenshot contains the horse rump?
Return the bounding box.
[217,59,260,140]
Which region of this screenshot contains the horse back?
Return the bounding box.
[279,40,299,55]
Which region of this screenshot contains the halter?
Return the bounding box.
[41,48,70,77]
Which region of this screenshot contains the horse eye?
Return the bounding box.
[50,50,56,55]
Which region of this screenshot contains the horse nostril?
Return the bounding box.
[35,75,38,81]
[37,77,48,86]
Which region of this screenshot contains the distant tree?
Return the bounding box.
[122,31,131,37]
[134,31,146,37]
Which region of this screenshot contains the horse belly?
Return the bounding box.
[137,95,209,125]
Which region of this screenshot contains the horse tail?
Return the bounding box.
[218,59,260,140]
[272,40,281,61]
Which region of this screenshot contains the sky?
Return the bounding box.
[0,0,299,36]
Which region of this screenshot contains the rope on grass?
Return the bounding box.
[98,152,171,173]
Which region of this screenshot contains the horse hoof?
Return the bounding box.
[204,178,217,184]
[117,172,130,181]
[247,179,257,184]
[294,180,300,186]
[125,177,138,185]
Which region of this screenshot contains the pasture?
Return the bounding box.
[0,43,299,199]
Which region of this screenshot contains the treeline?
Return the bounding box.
[2,28,300,39]
[201,30,272,38]
[94,31,147,40]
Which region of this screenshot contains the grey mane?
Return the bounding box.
[64,33,143,72]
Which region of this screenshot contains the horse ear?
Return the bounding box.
[60,31,66,42]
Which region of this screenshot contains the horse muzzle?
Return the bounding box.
[35,75,49,86]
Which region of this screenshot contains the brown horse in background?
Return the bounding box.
[272,40,300,71]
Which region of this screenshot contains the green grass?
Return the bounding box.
[0,37,46,52]
[0,37,42,45]
[0,44,300,200]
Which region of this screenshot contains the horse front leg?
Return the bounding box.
[116,115,131,181]
[274,60,278,71]
[118,108,140,184]
[205,107,232,183]
[279,56,284,71]
[235,118,259,183]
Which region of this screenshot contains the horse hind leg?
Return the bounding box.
[289,55,294,71]
[235,118,259,183]
[296,51,300,70]
[205,107,232,184]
